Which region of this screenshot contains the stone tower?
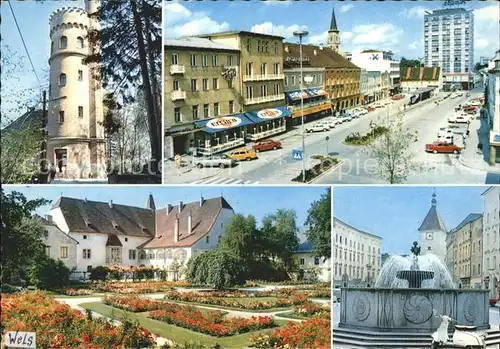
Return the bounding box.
[46,0,105,179]
[418,192,447,263]
[327,5,341,53]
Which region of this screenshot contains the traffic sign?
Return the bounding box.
[292,149,303,161]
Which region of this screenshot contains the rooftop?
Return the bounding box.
[334,218,383,240]
[452,213,483,232]
[401,67,441,82]
[165,37,239,51]
[283,43,360,70]
[418,198,447,232]
[198,30,284,40]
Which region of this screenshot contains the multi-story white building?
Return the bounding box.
[46,0,106,179]
[485,51,500,165]
[424,7,474,91]
[418,193,447,264]
[292,241,330,282]
[482,186,500,299]
[349,50,400,98]
[44,194,235,280]
[332,218,382,287]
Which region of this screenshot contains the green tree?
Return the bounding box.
[261,209,299,269]
[1,189,50,284]
[366,113,422,184]
[187,250,244,290]
[305,189,332,260]
[400,57,422,69]
[219,214,258,264]
[474,62,488,72]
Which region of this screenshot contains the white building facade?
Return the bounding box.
[486,51,500,165]
[333,218,382,287]
[482,186,500,299]
[46,0,106,179]
[293,242,330,282]
[424,7,474,91]
[418,193,448,264]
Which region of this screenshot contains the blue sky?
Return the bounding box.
[334,186,488,255]
[165,0,499,60]
[3,185,329,239]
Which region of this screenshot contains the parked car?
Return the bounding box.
[320,118,337,128]
[355,108,369,116]
[341,113,353,121]
[367,105,376,111]
[371,102,384,108]
[391,94,404,101]
[450,93,459,99]
[437,128,454,138]
[457,91,464,97]
[195,154,237,169]
[252,139,282,152]
[425,142,462,154]
[468,100,482,107]
[448,114,471,124]
[326,116,343,125]
[306,123,330,133]
[227,148,257,161]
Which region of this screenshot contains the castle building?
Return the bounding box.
[327,6,341,53]
[418,193,447,263]
[46,0,106,179]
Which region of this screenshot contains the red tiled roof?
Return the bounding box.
[139,196,233,249]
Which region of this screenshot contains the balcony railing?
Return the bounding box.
[244,94,284,105]
[170,65,185,74]
[243,73,284,82]
[247,125,286,141]
[171,90,186,101]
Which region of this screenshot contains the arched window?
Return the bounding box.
[165,250,173,259]
[76,37,84,49]
[157,251,165,260]
[59,73,67,87]
[60,36,67,49]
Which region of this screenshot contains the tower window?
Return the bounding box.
[78,106,83,118]
[60,36,67,49]
[59,73,67,87]
[59,111,65,123]
[76,37,84,49]
[78,70,83,81]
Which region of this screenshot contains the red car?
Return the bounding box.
[252,139,282,152]
[367,106,376,111]
[425,142,462,154]
[391,95,404,100]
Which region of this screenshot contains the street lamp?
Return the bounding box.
[293,29,309,182]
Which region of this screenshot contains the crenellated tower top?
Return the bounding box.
[49,7,89,37]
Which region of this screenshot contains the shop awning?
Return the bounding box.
[307,88,327,97]
[285,90,311,101]
[245,106,291,123]
[194,114,253,134]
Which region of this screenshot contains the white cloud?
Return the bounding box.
[262,0,291,5]
[337,23,404,53]
[307,31,328,45]
[164,3,192,26]
[398,6,430,19]
[169,17,230,38]
[474,4,500,58]
[341,32,354,41]
[251,22,308,39]
[339,4,354,13]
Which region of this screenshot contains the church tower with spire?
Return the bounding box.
[327,5,341,53]
[418,192,447,263]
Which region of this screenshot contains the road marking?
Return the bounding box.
[190,177,260,185]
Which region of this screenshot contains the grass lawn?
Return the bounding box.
[275,311,311,320]
[163,297,292,313]
[52,293,103,298]
[81,302,289,347]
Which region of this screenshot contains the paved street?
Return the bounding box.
[164,87,499,185]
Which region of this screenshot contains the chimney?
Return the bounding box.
[166,204,172,214]
[188,210,192,235]
[200,195,205,207]
[179,201,183,213]
[45,215,53,223]
[174,215,179,243]
[313,49,317,56]
[284,45,289,53]
[109,200,113,209]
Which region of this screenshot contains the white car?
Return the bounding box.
[320,118,337,129]
[468,100,482,107]
[437,128,454,138]
[450,93,459,99]
[457,91,464,97]
[326,116,343,125]
[305,123,329,133]
[371,102,384,108]
[448,114,471,124]
[356,108,369,116]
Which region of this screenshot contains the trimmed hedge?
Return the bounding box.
[292,157,340,183]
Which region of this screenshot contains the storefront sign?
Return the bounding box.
[257,109,283,119]
[490,131,500,146]
[287,91,310,100]
[285,56,311,64]
[292,103,332,118]
[206,116,242,130]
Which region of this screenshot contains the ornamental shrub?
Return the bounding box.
[187,250,244,290]
[89,266,109,281]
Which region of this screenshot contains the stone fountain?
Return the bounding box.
[333,242,499,348]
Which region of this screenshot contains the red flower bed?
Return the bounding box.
[293,302,330,319]
[164,291,293,310]
[63,288,92,296]
[251,318,331,349]
[149,304,275,337]
[103,294,167,312]
[1,291,156,348]
[92,281,188,294]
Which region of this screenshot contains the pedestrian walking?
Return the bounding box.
[477,142,483,155]
[175,154,182,169]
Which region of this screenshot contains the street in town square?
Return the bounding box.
[164,87,499,185]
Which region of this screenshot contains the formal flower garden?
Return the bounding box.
[1,291,157,349]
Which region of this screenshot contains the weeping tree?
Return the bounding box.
[86,0,162,173]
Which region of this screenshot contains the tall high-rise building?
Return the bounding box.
[423,7,474,91]
[46,0,106,179]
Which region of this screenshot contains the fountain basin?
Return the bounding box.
[339,287,490,333]
[396,270,435,289]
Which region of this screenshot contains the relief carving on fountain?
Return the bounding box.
[352,293,371,321]
[463,295,479,322]
[403,294,434,324]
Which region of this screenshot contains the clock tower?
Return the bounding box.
[418,192,447,263]
[327,6,341,53]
